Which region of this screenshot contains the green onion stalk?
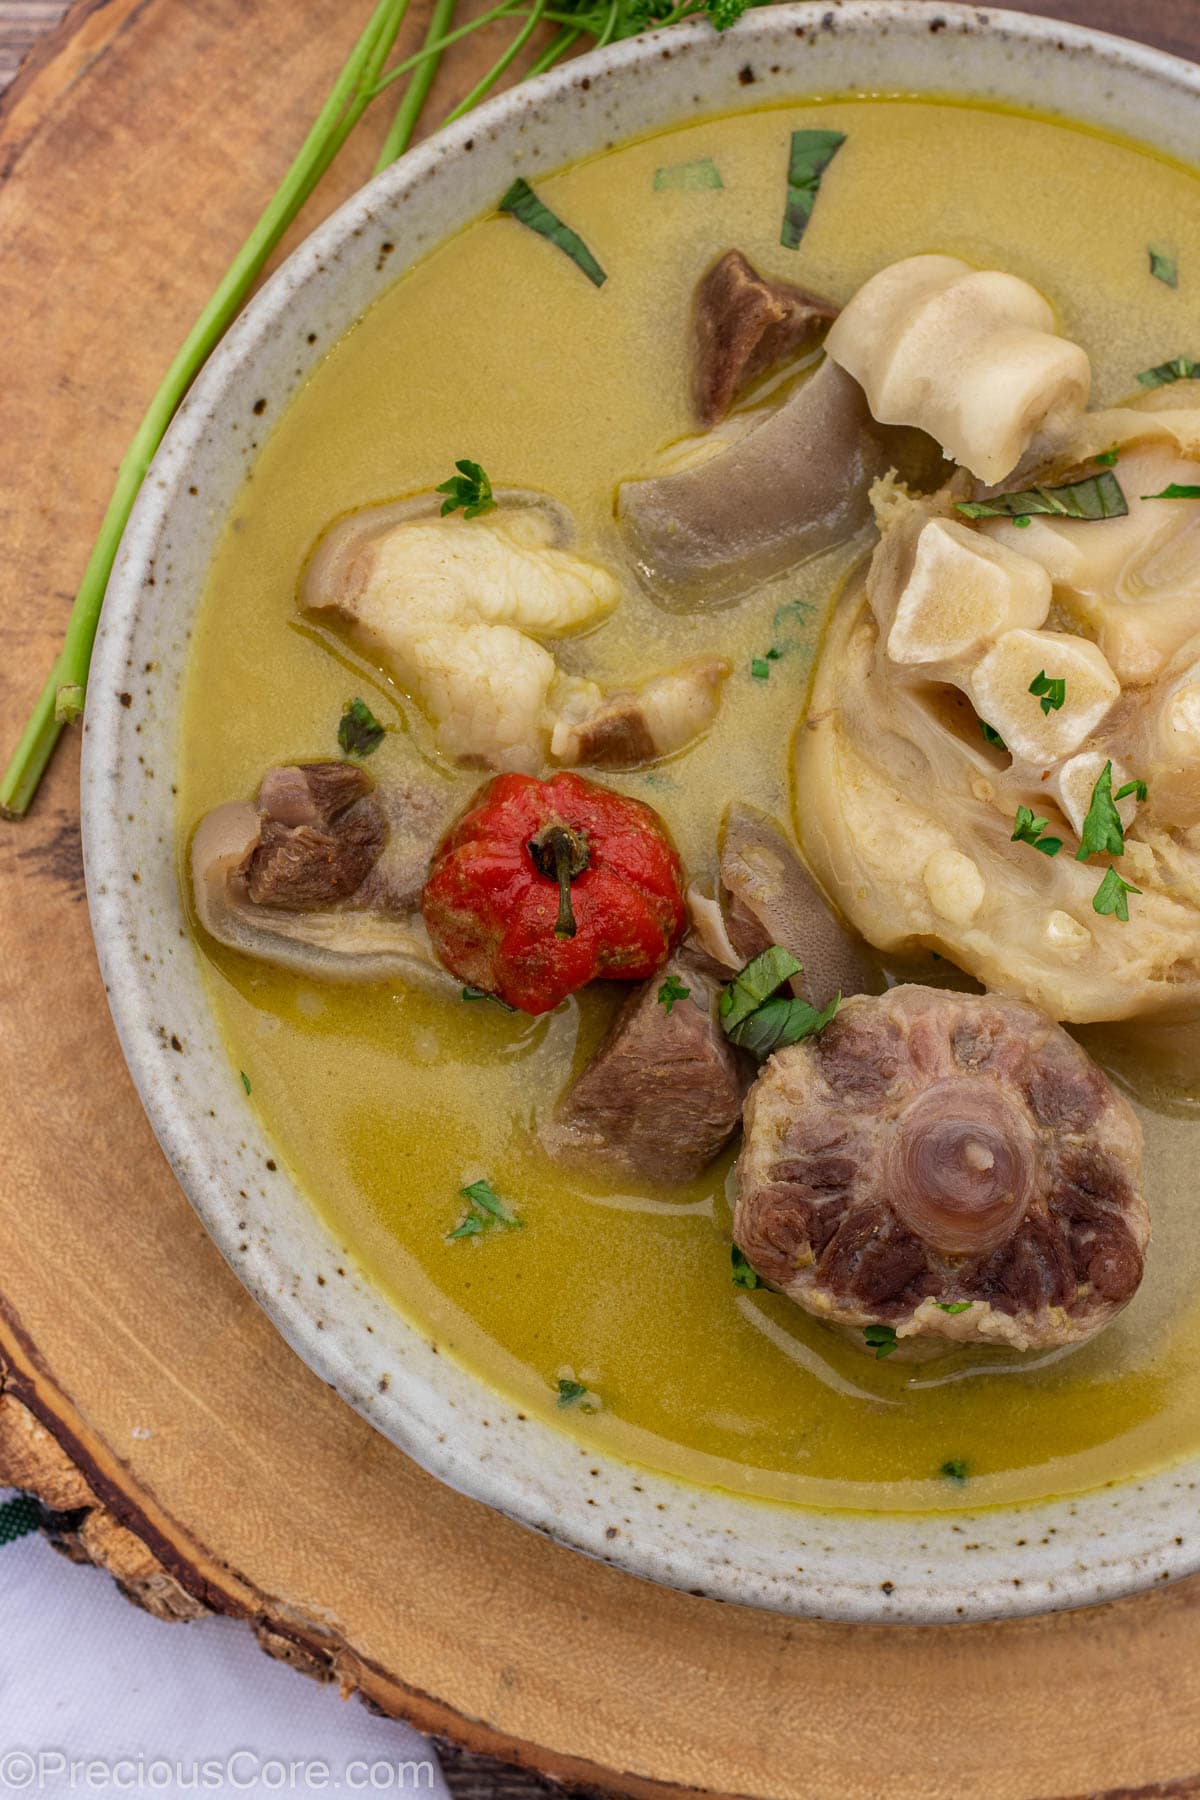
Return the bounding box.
[0,0,754,818]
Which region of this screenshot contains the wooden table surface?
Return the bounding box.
[6,3,1200,1799]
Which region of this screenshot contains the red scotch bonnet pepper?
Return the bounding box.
[421,771,687,1014]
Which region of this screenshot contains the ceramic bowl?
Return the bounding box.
[82,0,1200,1623]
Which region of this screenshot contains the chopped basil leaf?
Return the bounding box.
[436,458,495,520]
[338,696,385,757]
[864,1323,898,1360]
[1028,670,1066,715]
[979,718,1007,750]
[498,177,607,287]
[750,657,772,681]
[1011,805,1062,859]
[1149,245,1179,288]
[1141,483,1200,500]
[1137,354,1200,387]
[719,945,802,1030]
[936,1301,972,1315]
[1095,446,1120,467]
[1093,866,1142,923]
[448,1177,522,1239]
[1115,778,1148,803]
[556,1377,596,1409]
[780,128,845,251]
[658,973,691,1014]
[956,470,1128,523]
[726,991,840,1058]
[239,1070,251,1096]
[461,985,516,1011]
[653,156,724,191]
[1075,761,1125,862]
[731,1245,761,1290]
[940,1458,969,1483]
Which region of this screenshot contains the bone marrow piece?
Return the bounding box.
[693,249,839,428]
[191,762,454,986]
[734,985,1148,1357]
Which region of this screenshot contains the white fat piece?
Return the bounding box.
[885,518,1051,668]
[968,627,1121,764]
[985,442,1200,683]
[549,658,730,767]
[303,500,619,772]
[826,254,1091,484]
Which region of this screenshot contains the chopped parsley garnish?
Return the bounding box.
[1075,761,1126,862]
[719,945,839,1058]
[653,157,724,191]
[707,0,749,25]
[940,1458,969,1483]
[1136,354,1200,388]
[781,128,846,251]
[731,1245,761,1290]
[240,1070,251,1096]
[1095,446,1120,468]
[1093,866,1142,924]
[864,1323,898,1361]
[936,1301,973,1315]
[1141,483,1200,500]
[1149,245,1179,288]
[1116,778,1148,803]
[461,985,516,1011]
[436,458,496,519]
[556,1377,597,1410]
[1011,806,1062,859]
[956,470,1128,524]
[337,696,385,757]
[498,177,607,287]
[658,973,691,1014]
[1028,670,1066,715]
[978,718,1007,751]
[448,1178,522,1240]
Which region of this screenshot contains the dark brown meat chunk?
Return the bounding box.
[735,986,1149,1357]
[242,763,386,909]
[541,949,753,1185]
[693,250,839,428]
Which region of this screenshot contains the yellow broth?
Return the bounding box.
[178,99,1200,1510]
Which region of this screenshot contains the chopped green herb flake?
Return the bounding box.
[1075,761,1125,862]
[448,1178,522,1239]
[240,1070,251,1096]
[653,156,724,192]
[436,458,495,520]
[707,0,749,26]
[1136,354,1200,388]
[461,984,516,1011]
[731,1245,761,1289]
[726,991,840,1059]
[780,128,845,251]
[498,177,607,287]
[1150,245,1179,288]
[1095,446,1120,468]
[750,657,772,681]
[556,1377,593,1409]
[1011,805,1062,859]
[719,945,802,1029]
[1115,778,1148,803]
[1093,866,1142,923]
[864,1323,898,1360]
[956,470,1128,523]
[940,1458,970,1483]
[979,718,1007,750]
[1141,484,1200,500]
[658,974,691,1014]
[1029,670,1066,715]
[937,1301,973,1315]
[337,696,385,757]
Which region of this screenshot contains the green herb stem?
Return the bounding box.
[0,0,412,818]
[375,0,459,171]
[442,0,549,124]
[368,0,525,99]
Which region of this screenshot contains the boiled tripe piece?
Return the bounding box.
[304,494,618,773]
[885,517,1051,667]
[967,628,1121,764]
[826,254,1090,484]
[984,442,1200,684]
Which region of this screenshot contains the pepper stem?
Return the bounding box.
[529,823,590,940]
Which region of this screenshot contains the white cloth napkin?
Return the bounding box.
[0,1493,448,1798]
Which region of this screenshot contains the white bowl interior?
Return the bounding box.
[82,1,1200,1622]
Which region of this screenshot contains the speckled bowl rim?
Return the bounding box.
[82,1,1200,1624]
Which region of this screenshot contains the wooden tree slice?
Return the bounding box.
[4,2,1200,1795]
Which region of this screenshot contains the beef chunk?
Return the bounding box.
[694,250,839,427]
[242,763,386,909]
